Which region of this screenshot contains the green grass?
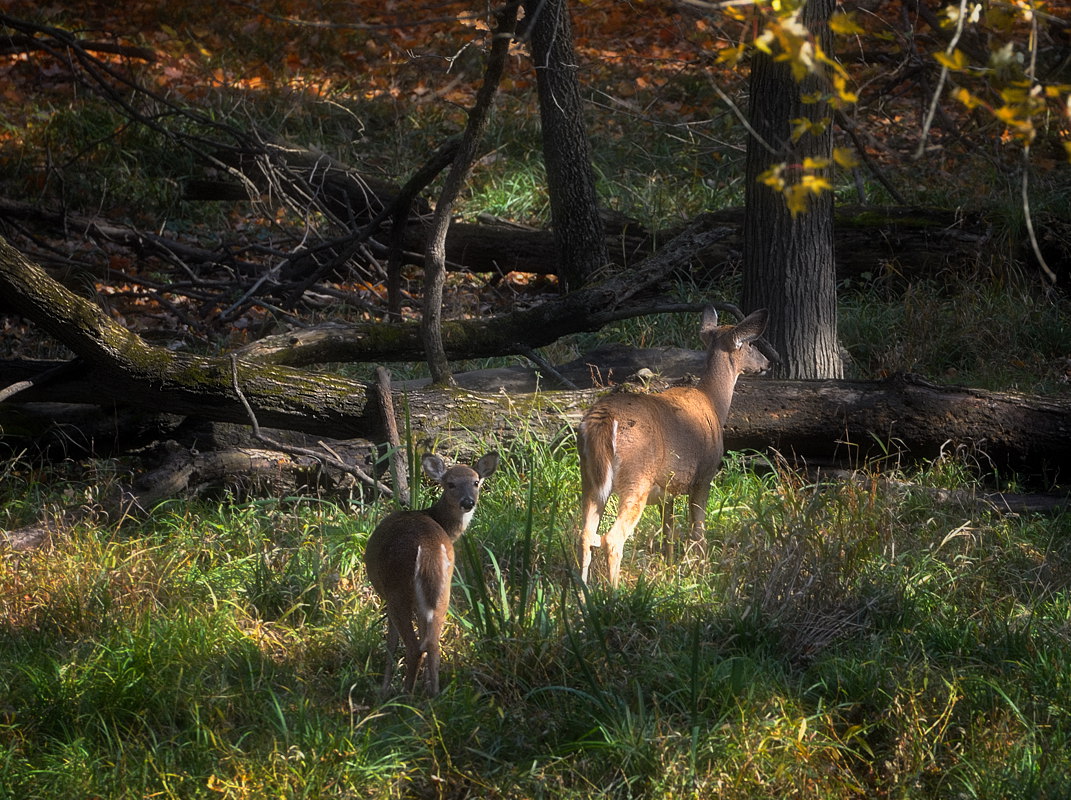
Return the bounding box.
[3,437,1071,798]
[839,274,1071,392]
[3,6,1071,796]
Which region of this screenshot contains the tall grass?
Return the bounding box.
[3,433,1070,798]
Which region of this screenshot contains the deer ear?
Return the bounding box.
[475,451,500,479]
[700,306,719,333]
[699,306,719,346]
[421,453,448,482]
[734,308,768,346]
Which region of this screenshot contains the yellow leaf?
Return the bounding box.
[829,11,865,35]
[1064,141,1071,162]
[785,184,810,217]
[833,147,859,169]
[801,174,832,193]
[933,49,969,71]
[802,156,830,170]
[994,105,1021,124]
[833,74,858,103]
[758,165,785,191]
[954,87,983,110]
[790,118,827,141]
[1000,84,1031,104]
[754,30,775,55]
[716,44,747,67]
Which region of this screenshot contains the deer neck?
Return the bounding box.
[427,500,472,540]
[698,353,739,423]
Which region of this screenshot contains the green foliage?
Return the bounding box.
[3,436,1071,797]
[840,273,1071,391]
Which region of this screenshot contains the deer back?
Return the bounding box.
[579,308,769,496]
[364,509,454,613]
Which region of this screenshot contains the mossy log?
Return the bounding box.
[0,223,726,435]
[392,375,1071,478]
[3,235,1070,483]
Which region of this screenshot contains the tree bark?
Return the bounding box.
[742,0,843,379]
[423,3,520,385]
[524,0,607,291]
[4,233,1069,478]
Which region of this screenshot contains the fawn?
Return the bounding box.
[364,451,499,695]
[577,307,769,587]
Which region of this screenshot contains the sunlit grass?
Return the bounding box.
[3,4,1071,797]
[4,434,1069,797]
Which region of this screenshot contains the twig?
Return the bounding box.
[1019,11,1058,285]
[520,346,579,390]
[0,358,84,402]
[914,0,968,159]
[228,354,393,495]
[375,366,410,506]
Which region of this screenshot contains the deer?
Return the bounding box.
[577,307,769,587]
[364,450,499,696]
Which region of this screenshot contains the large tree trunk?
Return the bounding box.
[524,0,607,291]
[742,0,843,379]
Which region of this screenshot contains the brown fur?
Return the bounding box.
[577,308,769,587]
[364,451,499,695]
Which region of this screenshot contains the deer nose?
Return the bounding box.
[459,497,476,511]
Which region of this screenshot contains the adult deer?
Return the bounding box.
[578,307,769,587]
[364,451,499,695]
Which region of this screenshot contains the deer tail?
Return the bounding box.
[414,543,451,646]
[579,406,619,506]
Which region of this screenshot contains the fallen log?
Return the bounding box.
[5,351,1068,482]
[3,234,1070,481]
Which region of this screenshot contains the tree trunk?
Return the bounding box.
[397,375,1071,477]
[423,3,520,384]
[524,0,607,291]
[742,0,842,379]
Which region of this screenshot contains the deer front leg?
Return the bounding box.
[659,494,676,561]
[685,482,712,557]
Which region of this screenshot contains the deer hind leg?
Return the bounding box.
[578,492,607,584]
[379,617,400,696]
[416,585,451,696]
[384,604,423,694]
[605,495,647,588]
